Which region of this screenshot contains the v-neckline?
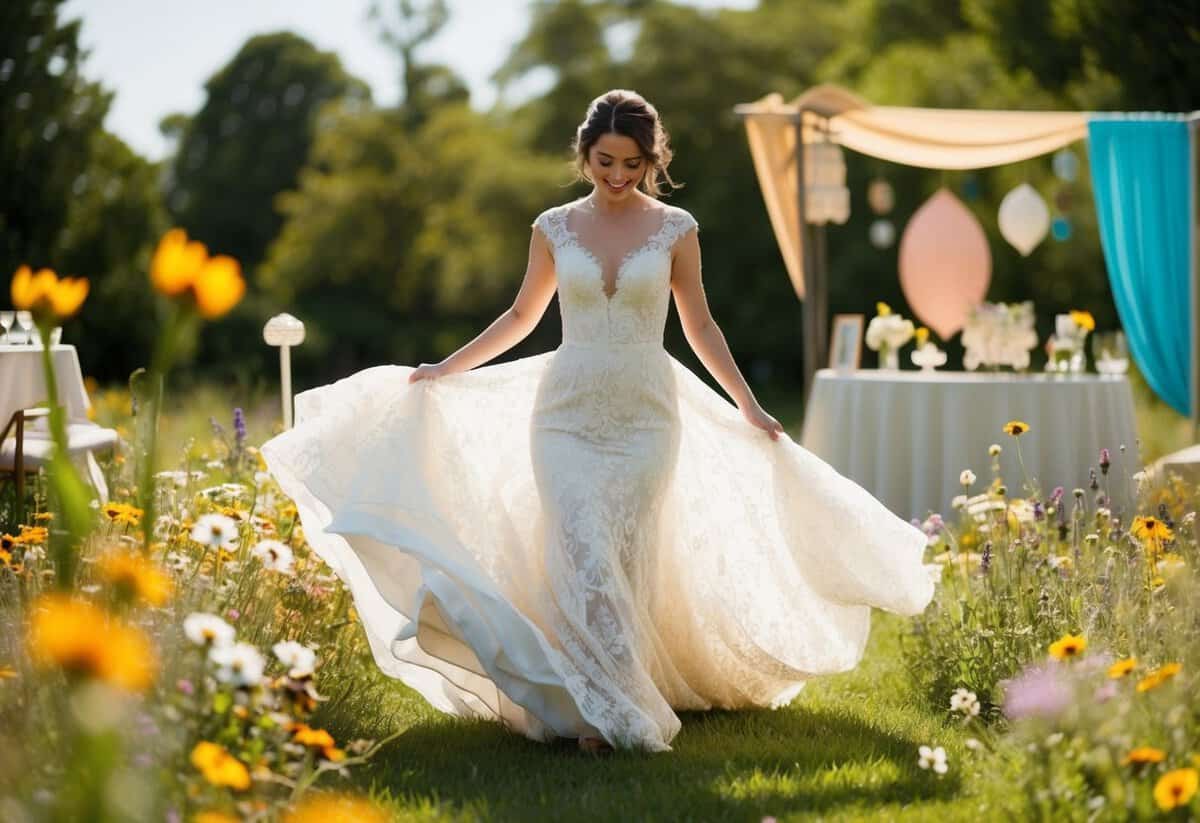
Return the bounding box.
[562,203,669,301]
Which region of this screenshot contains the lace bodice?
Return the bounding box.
[533,200,699,345]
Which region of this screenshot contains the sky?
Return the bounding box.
[61,0,756,161]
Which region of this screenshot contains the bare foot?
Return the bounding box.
[577,736,614,754]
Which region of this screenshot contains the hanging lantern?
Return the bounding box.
[867,179,894,215]
[1052,148,1079,182]
[1054,188,1073,213]
[803,137,850,225]
[998,183,1050,256]
[898,187,992,339]
[869,219,895,249]
[1052,216,1072,241]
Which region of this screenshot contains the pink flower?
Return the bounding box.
[176,678,195,696]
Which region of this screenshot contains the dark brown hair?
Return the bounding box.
[571,89,682,197]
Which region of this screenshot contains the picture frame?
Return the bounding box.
[829,314,864,371]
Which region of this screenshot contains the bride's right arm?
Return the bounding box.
[409,223,557,382]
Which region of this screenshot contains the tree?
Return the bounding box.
[259,103,565,385]
[0,0,111,278]
[54,130,166,382]
[369,0,470,131]
[163,32,370,272]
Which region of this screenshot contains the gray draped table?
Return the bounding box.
[799,368,1141,520]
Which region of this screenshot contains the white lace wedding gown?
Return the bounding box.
[260,199,935,752]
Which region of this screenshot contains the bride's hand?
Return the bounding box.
[408,362,448,383]
[741,403,784,441]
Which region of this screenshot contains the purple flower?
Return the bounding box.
[1050,486,1065,505]
[226,607,241,621]
[176,678,195,696]
[1000,663,1072,721]
[1099,448,1111,475]
[1033,501,1046,521]
[233,406,246,448]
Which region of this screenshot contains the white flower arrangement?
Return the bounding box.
[865,302,914,369]
[961,301,1038,371]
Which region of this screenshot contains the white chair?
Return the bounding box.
[0,405,119,525]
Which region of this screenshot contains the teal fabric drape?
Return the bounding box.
[1087,116,1194,416]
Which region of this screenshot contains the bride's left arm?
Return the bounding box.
[670,228,784,441]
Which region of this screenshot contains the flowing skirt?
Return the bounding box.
[260,343,936,751]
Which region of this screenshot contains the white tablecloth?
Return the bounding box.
[0,344,92,426]
[800,368,1141,519]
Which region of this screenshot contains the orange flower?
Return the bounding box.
[291,723,336,749]
[96,550,174,607]
[10,265,89,320]
[1121,746,1167,766]
[190,741,251,791]
[149,229,245,319]
[1136,662,1183,693]
[26,594,157,690]
[282,794,390,823]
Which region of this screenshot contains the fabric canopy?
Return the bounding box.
[1088,117,1195,417]
[737,84,1090,300]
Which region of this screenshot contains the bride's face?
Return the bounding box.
[586,132,647,203]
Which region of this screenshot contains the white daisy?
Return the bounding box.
[190,513,239,550]
[918,744,948,774]
[273,640,317,678]
[251,540,295,575]
[209,641,265,687]
[960,469,976,487]
[950,688,981,718]
[183,613,235,648]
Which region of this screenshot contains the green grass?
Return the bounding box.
[313,613,1022,822]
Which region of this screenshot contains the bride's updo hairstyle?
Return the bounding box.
[571,89,682,197]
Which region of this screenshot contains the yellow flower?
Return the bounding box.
[0,666,17,679]
[0,534,16,552]
[915,326,929,346]
[1132,516,1174,545]
[1121,746,1167,765]
[1003,420,1030,437]
[1136,662,1183,693]
[1153,768,1198,811]
[10,264,90,320]
[1048,634,1087,660]
[875,301,891,316]
[190,741,251,791]
[1107,657,1137,678]
[150,229,245,319]
[32,512,53,522]
[282,794,390,823]
[96,550,174,607]
[26,594,157,691]
[1069,310,1095,332]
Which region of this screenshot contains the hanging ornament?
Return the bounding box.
[1052,148,1079,182]
[1054,188,1073,213]
[898,187,992,339]
[867,179,894,215]
[961,172,981,202]
[803,138,850,225]
[1051,216,1072,242]
[998,183,1051,256]
[869,219,895,249]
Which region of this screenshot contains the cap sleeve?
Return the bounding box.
[531,206,566,249]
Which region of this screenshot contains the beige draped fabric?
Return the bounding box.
[737,85,1090,301]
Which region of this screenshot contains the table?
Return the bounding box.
[0,343,93,425]
[800,368,1141,519]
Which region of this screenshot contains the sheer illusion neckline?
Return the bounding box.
[561,202,671,301]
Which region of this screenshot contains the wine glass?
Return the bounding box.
[14,311,33,346]
[0,310,13,344]
[1092,331,1129,376]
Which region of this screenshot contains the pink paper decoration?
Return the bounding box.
[898,187,992,339]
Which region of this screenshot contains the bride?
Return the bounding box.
[261,89,935,755]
